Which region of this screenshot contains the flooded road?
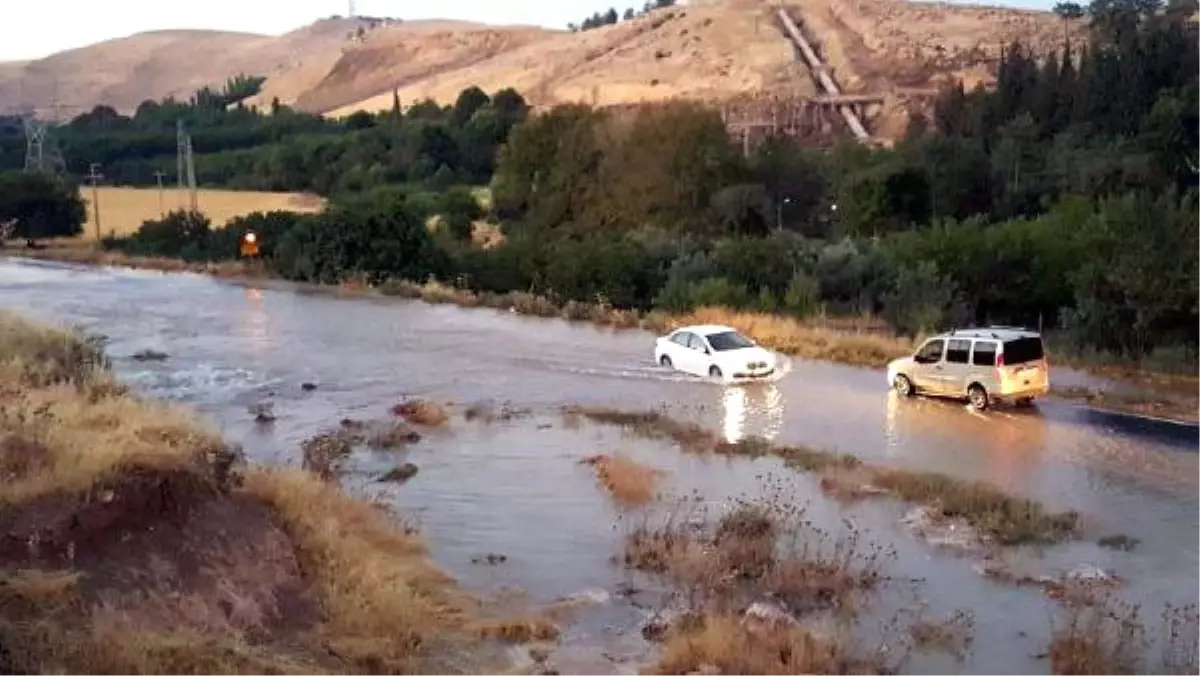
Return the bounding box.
[2,257,1196,674]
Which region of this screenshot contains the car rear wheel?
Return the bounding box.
[709,365,723,380]
[659,355,672,368]
[893,374,914,397]
[968,384,990,411]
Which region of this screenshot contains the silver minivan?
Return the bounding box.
[886,327,1050,411]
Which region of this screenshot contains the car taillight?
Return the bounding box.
[996,353,1005,368]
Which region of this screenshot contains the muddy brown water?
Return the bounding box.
[2,258,1197,674]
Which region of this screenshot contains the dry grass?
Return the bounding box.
[908,609,975,660]
[623,489,903,674]
[0,310,480,674]
[651,615,880,675]
[568,405,1080,545]
[79,187,324,240]
[3,243,260,278]
[392,399,450,427]
[1047,590,1199,676]
[677,306,914,368]
[581,453,664,505]
[2,0,1080,143]
[243,468,470,671]
[473,617,561,643]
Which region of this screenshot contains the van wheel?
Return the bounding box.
[893,374,914,397]
[968,385,990,411]
[709,365,723,380]
[660,355,672,368]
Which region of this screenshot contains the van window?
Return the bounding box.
[972,341,997,366]
[1002,337,1045,365]
[946,339,971,364]
[915,339,944,364]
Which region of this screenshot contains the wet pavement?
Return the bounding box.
[2,257,1196,674]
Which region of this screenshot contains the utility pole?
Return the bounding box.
[153,169,167,216]
[185,134,197,213]
[86,163,103,240]
[175,119,198,212]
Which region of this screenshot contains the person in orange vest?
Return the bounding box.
[239,231,260,258]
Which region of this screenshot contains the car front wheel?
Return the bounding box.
[659,354,672,368]
[893,374,914,397]
[709,365,723,380]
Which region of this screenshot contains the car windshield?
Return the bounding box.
[706,330,755,351]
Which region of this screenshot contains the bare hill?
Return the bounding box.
[0,0,1083,140]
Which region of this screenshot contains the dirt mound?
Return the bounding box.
[0,446,323,673]
[0,310,482,674]
[0,0,1081,139]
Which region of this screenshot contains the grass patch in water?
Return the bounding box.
[566,405,1080,545]
[627,488,905,674]
[581,453,663,505]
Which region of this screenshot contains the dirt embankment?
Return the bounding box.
[0,310,478,673]
[0,0,1082,140]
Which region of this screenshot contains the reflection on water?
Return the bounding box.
[239,286,271,353]
[721,382,785,443]
[882,390,1051,488]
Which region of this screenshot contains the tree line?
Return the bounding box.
[569,0,677,31]
[0,81,529,196]
[4,0,1196,368]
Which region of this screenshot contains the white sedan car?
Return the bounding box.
[654,324,777,382]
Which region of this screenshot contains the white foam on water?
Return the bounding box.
[122,362,278,403]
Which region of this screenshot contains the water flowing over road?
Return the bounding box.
[2,257,1196,674]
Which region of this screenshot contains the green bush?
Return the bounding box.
[782,271,822,319]
[112,210,213,261]
[270,188,448,285]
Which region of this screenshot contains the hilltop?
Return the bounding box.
[0,0,1082,140]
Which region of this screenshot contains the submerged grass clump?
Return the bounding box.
[567,405,1080,545]
[625,484,907,674]
[582,453,664,505]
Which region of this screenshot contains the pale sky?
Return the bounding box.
[0,0,1053,62]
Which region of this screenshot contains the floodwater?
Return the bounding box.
[2,258,1197,674]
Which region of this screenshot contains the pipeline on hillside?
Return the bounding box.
[775,7,872,143]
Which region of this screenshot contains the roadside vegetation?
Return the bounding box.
[0,310,485,673]
[0,0,1195,416]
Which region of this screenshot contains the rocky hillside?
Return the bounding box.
[0,0,1083,141]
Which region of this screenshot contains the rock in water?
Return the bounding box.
[378,463,419,484]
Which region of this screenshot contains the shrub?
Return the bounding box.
[114,210,213,260]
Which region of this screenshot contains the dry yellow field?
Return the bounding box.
[79,187,325,240]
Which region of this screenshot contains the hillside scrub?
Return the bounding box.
[0,311,483,673]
